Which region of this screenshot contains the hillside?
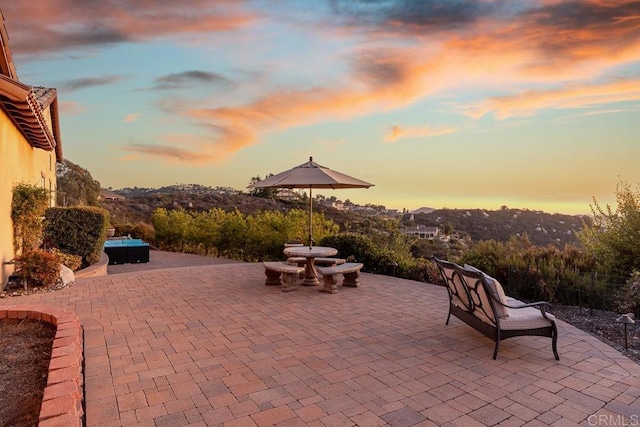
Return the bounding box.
[100,186,591,248]
[404,208,590,247]
[99,186,371,231]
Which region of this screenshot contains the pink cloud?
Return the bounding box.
[10,0,638,164]
[119,134,236,164]
[58,101,86,115]
[1,0,257,54]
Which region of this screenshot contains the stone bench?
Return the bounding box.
[315,257,346,267]
[263,262,304,292]
[286,257,306,267]
[286,257,346,279]
[287,257,346,267]
[315,262,363,294]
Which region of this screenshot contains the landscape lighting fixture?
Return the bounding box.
[615,313,635,351]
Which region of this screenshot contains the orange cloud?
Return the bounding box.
[385,125,457,143]
[442,2,640,82]
[168,44,457,160]
[115,154,138,162]
[171,2,640,160]
[123,113,142,123]
[469,78,640,119]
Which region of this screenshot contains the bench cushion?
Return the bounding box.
[464,264,509,318]
[501,306,556,330]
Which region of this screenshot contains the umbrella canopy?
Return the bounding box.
[249,157,374,247]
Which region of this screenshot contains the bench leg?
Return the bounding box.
[321,274,339,294]
[342,270,361,287]
[281,272,299,292]
[552,324,559,360]
[288,260,305,278]
[265,269,281,286]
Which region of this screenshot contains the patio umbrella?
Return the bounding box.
[248,156,374,248]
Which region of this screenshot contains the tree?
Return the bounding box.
[578,180,640,279]
[56,159,101,206]
[248,174,276,199]
[443,222,454,236]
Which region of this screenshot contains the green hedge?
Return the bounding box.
[44,206,110,267]
[319,232,440,282]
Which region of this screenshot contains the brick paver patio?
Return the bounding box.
[1,258,639,426]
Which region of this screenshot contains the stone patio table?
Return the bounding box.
[283,245,338,286]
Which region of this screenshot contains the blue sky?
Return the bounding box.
[4,0,640,214]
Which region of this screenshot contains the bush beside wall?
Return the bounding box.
[44,207,110,267]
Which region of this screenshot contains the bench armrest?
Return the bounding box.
[502,301,555,322]
[504,301,549,309]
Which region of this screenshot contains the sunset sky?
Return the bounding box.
[4,1,640,215]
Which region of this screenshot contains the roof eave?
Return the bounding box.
[0,74,61,158]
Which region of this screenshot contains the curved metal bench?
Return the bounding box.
[315,262,363,294]
[263,262,304,292]
[434,257,559,360]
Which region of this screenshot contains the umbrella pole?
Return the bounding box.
[308,186,313,248]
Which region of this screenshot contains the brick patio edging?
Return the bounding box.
[0,306,84,427]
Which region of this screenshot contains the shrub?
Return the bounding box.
[152,208,191,252]
[320,233,377,267]
[399,257,441,284]
[617,270,640,318]
[150,207,339,262]
[15,250,61,289]
[578,180,640,279]
[131,221,155,243]
[11,183,50,254]
[319,232,426,278]
[112,222,135,238]
[113,221,155,243]
[48,248,83,271]
[44,206,110,267]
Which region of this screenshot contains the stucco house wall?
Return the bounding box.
[0,10,62,286]
[0,111,58,283]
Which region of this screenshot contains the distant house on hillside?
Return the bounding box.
[100,188,125,201]
[404,225,439,239]
[322,200,345,210]
[275,189,299,201]
[0,10,63,287]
